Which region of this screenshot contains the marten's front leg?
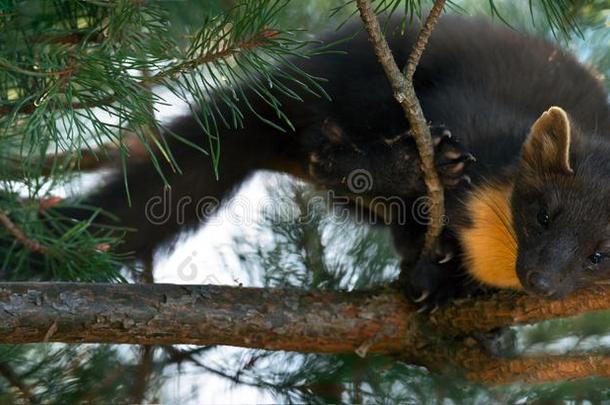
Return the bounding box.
[308,125,474,197]
[308,124,478,307]
[399,227,492,311]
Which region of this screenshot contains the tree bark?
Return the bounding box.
[0,283,413,353]
[2,282,610,384]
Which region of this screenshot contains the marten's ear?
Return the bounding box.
[522,106,574,175]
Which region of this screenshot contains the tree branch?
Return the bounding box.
[2,283,610,384]
[355,0,446,251]
[0,209,48,254]
[429,287,610,336]
[0,28,279,117]
[403,1,446,81]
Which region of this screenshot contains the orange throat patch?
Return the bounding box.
[458,183,521,289]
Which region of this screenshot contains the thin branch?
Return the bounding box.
[0,209,48,254]
[355,0,445,251]
[404,0,446,81]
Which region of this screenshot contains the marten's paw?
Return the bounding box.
[402,232,483,311]
[308,142,367,191]
[308,124,476,197]
[402,235,461,310]
[430,126,475,189]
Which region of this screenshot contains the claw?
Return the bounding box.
[416,304,429,314]
[438,252,454,264]
[460,175,472,186]
[444,150,462,160]
[412,289,430,303]
[433,129,452,146]
[449,161,465,174]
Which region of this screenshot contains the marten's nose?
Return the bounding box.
[526,272,557,297]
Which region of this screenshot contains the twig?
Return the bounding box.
[0,209,48,254]
[404,1,446,81]
[355,0,445,251]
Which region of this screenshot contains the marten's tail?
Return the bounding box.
[65,109,307,260]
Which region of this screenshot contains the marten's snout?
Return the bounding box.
[525,271,557,297]
[517,233,579,299]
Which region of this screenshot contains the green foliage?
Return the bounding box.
[0,0,323,279]
[231,177,399,290]
[0,344,164,404]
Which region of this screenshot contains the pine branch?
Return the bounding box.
[0,27,279,118]
[355,0,445,251]
[0,209,48,254]
[3,142,130,179]
[2,283,610,384]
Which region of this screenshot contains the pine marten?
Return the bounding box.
[68,16,610,307]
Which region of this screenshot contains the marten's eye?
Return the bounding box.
[589,252,608,265]
[536,209,550,227]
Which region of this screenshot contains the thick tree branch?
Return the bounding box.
[355,0,445,251]
[0,283,413,353]
[2,283,610,385]
[429,287,610,336]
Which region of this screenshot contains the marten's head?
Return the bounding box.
[511,106,610,298]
